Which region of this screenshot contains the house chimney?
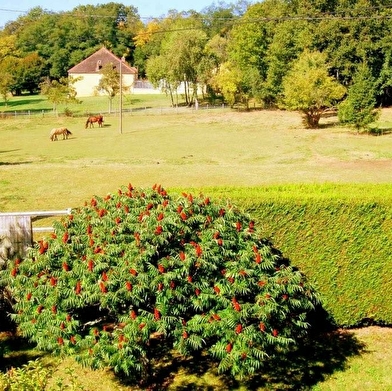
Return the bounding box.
[96,60,102,71]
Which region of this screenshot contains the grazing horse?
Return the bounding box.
[85,115,104,129]
[50,127,72,141]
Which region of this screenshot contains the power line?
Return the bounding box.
[0,7,168,23]
[3,5,392,31]
[0,8,26,16]
[2,5,392,20]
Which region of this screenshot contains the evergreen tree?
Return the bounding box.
[338,64,380,132]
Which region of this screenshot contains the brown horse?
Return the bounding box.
[50,127,72,141]
[85,115,104,129]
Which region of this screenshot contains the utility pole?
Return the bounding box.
[119,56,125,134]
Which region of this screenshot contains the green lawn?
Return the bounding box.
[1,103,392,212]
[0,93,177,116]
[1,95,392,390]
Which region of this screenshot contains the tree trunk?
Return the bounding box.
[304,110,321,128]
[168,86,174,107]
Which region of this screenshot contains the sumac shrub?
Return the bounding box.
[1,184,319,381]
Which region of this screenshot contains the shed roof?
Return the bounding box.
[68,47,137,75]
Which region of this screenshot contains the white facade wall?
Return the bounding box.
[71,73,136,97]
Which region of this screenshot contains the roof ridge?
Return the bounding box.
[68,47,137,74]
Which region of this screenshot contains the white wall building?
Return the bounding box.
[68,47,138,97]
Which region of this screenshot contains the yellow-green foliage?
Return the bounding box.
[0,359,52,390]
[206,185,392,327]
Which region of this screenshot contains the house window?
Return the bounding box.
[96,60,102,71]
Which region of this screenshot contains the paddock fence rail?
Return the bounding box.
[0,103,232,120]
[0,209,71,264]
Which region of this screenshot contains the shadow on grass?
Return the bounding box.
[149,330,364,391]
[367,127,392,135]
[0,150,20,154]
[133,311,365,391]
[242,328,365,390]
[0,161,34,166]
[0,314,365,390]
[318,121,340,129]
[0,150,35,165]
[0,335,42,373]
[0,98,46,109]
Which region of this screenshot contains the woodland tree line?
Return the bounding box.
[0,0,391,127]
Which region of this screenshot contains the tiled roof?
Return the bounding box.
[68,47,137,75]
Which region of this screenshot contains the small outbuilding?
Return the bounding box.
[68,47,138,97]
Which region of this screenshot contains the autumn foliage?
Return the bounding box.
[2,184,319,381]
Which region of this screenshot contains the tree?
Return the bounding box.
[39,76,81,115]
[11,4,141,81]
[133,20,163,77]
[141,13,208,106]
[261,19,312,106]
[161,29,208,106]
[11,53,46,95]
[197,34,230,101]
[227,0,289,105]
[338,63,380,132]
[0,35,21,60]
[1,184,320,385]
[0,35,20,101]
[0,58,15,105]
[200,3,237,38]
[96,63,124,114]
[211,61,253,107]
[377,48,392,106]
[146,55,180,106]
[280,50,346,128]
[312,0,388,89]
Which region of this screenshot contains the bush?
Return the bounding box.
[1,184,319,382]
[63,108,74,117]
[0,359,52,391]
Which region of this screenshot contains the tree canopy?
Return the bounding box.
[1,0,391,118]
[39,76,81,115]
[96,63,123,113]
[280,50,346,128]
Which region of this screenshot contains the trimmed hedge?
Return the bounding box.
[203,185,392,327]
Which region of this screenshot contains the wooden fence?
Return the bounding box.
[0,209,71,263]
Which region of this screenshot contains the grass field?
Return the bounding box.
[1,94,392,390]
[1,95,392,212]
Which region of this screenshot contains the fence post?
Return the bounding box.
[0,215,32,264]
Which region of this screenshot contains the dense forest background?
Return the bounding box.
[1,0,392,111]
